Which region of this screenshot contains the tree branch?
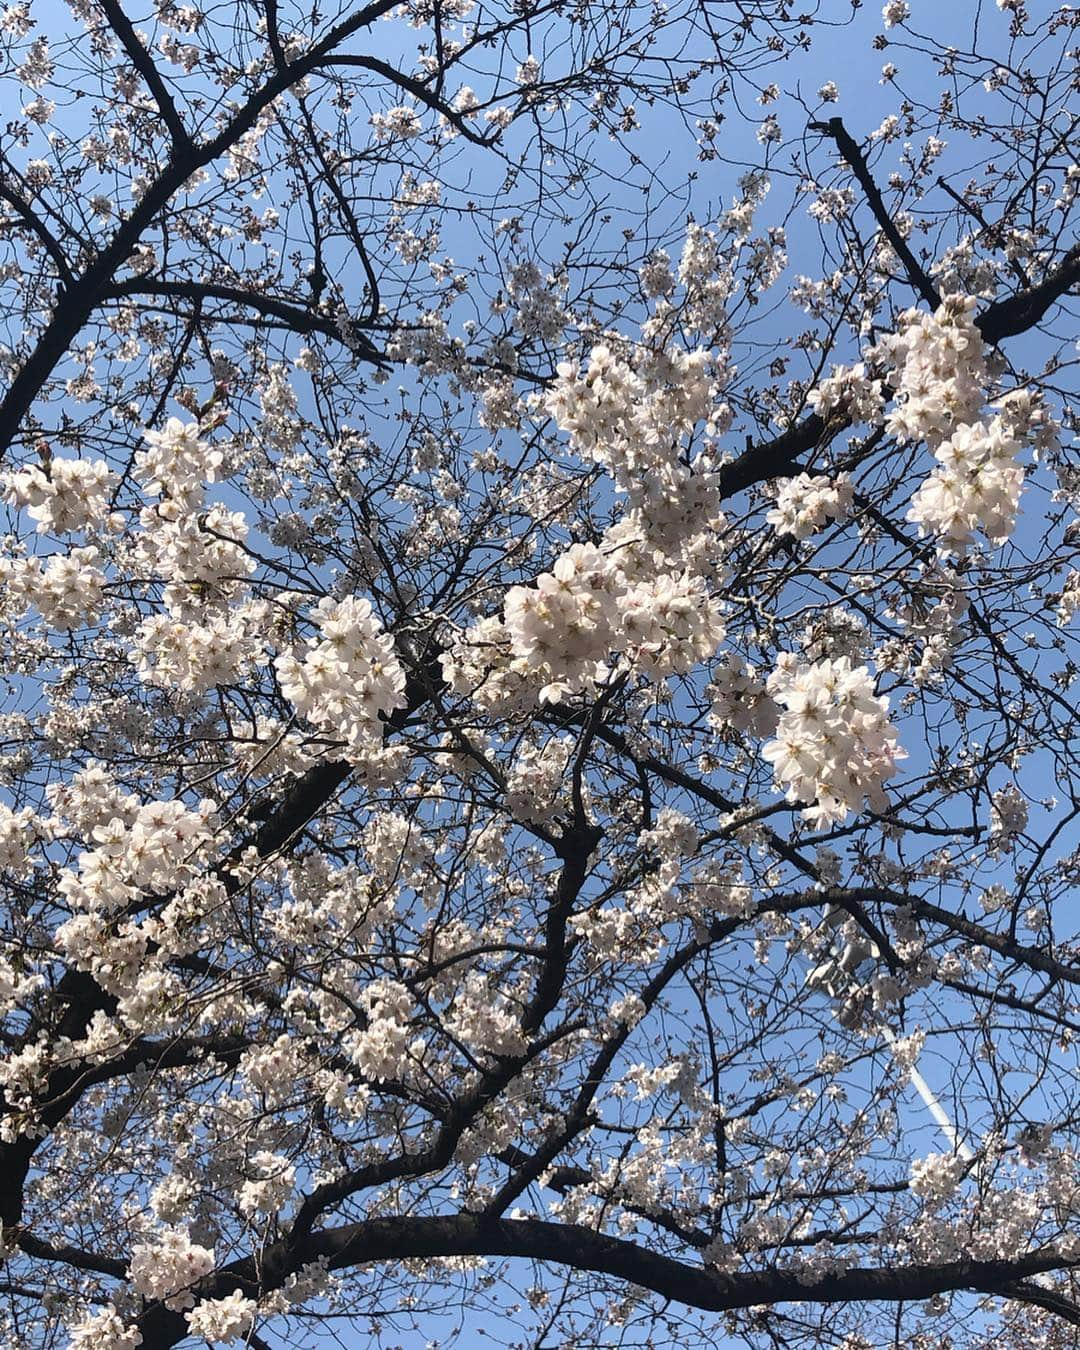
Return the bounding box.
[0,175,76,288]
[996,1280,1080,1328]
[977,243,1080,343]
[316,53,498,146]
[0,0,401,461]
[133,1215,1080,1347]
[811,117,941,309]
[106,278,385,363]
[97,0,192,150]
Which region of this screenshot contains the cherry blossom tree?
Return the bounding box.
[0,0,1079,1345]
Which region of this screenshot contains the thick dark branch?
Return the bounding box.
[830,887,1080,987]
[811,117,941,309]
[716,231,1078,507]
[0,176,75,288]
[133,1215,1080,1348]
[943,976,1080,1033]
[286,1016,580,1247]
[317,53,497,146]
[715,412,827,499]
[977,243,1080,343]
[15,1232,128,1280]
[97,0,192,149]
[523,819,602,1034]
[106,278,385,363]
[36,1033,250,1120]
[997,1280,1080,1328]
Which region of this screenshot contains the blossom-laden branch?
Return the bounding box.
[130,1216,1080,1348]
[810,117,942,310]
[0,0,403,462]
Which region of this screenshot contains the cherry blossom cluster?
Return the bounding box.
[0,801,40,879]
[882,0,910,27]
[0,546,106,630]
[1058,569,1080,626]
[503,735,575,824]
[344,978,419,1082]
[505,259,568,343]
[128,1226,215,1310]
[0,948,42,1017]
[637,807,700,862]
[45,761,140,840]
[67,1307,143,1350]
[879,296,989,448]
[639,249,675,298]
[882,564,971,685]
[237,1150,296,1216]
[135,416,224,510]
[686,861,755,919]
[762,655,904,825]
[908,1151,967,1205]
[707,654,779,735]
[240,1034,309,1105]
[131,605,269,693]
[443,972,528,1061]
[502,542,623,702]
[1,454,116,534]
[361,810,434,890]
[675,220,738,329]
[765,472,854,541]
[501,540,726,704]
[906,415,1024,554]
[186,1291,258,1344]
[56,796,219,913]
[618,570,727,680]
[856,300,1054,556]
[550,341,717,456]
[807,361,885,425]
[444,518,729,712]
[370,104,423,140]
[274,594,408,757]
[989,782,1029,849]
[440,613,530,715]
[45,919,167,1021]
[132,503,255,618]
[543,341,723,540]
[994,386,1061,458]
